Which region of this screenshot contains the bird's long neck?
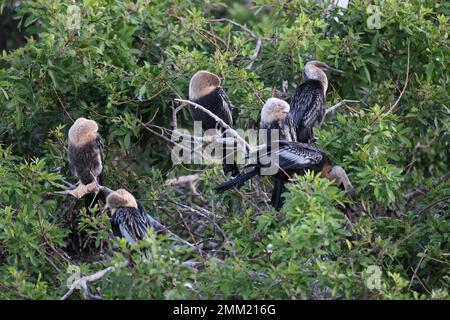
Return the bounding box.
[326,165,356,197]
[303,65,328,95]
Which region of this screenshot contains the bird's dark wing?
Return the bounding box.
[190,87,234,130]
[67,137,103,185]
[270,141,323,171]
[215,87,234,126]
[137,202,155,230]
[284,113,297,142]
[259,114,296,144]
[111,205,153,243]
[290,80,325,142]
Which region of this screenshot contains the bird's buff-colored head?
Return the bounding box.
[189,70,221,101]
[68,118,99,146]
[302,60,343,95]
[261,97,290,124]
[105,189,138,213]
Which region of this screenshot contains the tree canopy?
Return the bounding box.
[0,0,448,299]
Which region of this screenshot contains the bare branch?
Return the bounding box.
[174,99,252,152]
[321,99,361,126]
[206,18,270,70]
[390,40,411,112]
[416,196,450,222]
[206,18,270,40]
[405,136,437,173]
[246,36,262,70]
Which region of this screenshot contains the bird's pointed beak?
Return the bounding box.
[323,64,344,74]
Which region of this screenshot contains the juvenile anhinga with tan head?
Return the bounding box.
[215,141,356,204]
[290,60,343,143]
[189,70,240,177]
[259,98,297,209]
[105,189,154,243]
[260,98,296,143]
[67,117,105,207]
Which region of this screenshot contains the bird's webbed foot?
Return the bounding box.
[55,183,89,199]
[86,180,100,194]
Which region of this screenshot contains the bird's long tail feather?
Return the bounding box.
[271,180,287,211]
[214,169,258,193]
[222,163,240,177]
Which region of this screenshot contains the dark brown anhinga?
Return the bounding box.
[290,60,343,143]
[259,98,297,210]
[214,141,356,201]
[67,117,105,208]
[189,70,240,177]
[105,189,154,243]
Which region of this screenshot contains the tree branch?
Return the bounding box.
[320,99,361,126]
[390,40,411,112]
[174,98,252,152]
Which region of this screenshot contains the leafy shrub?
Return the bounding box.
[0,0,448,299]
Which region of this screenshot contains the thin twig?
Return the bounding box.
[206,18,271,40]
[321,99,360,126]
[246,36,262,70]
[405,136,437,173]
[416,196,450,221]
[52,86,74,122]
[175,99,252,152]
[206,18,270,70]
[390,40,411,112]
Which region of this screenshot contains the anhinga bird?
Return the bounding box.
[290,60,343,143]
[105,189,154,243]
[259,98,297,209]
[67,117,105,208]
[214,141,356,202]
[189,70,240,177]
[260,97,296,143]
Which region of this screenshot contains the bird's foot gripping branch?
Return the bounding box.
[56,180,100,199]
[55,180,113,199]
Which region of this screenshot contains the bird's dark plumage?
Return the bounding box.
[189,71,239,177]
[68,118,103,185]
[259,98,297,210]
[215,141,331,194]
[68,118,105,208]
[68,136,103,185]
[290,80,325,143]
[190,87,234,130]
[290,60,343,143]
[106,189,153,243]
[271,180,287,210]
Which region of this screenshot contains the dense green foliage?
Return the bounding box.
[0,0,448,299]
